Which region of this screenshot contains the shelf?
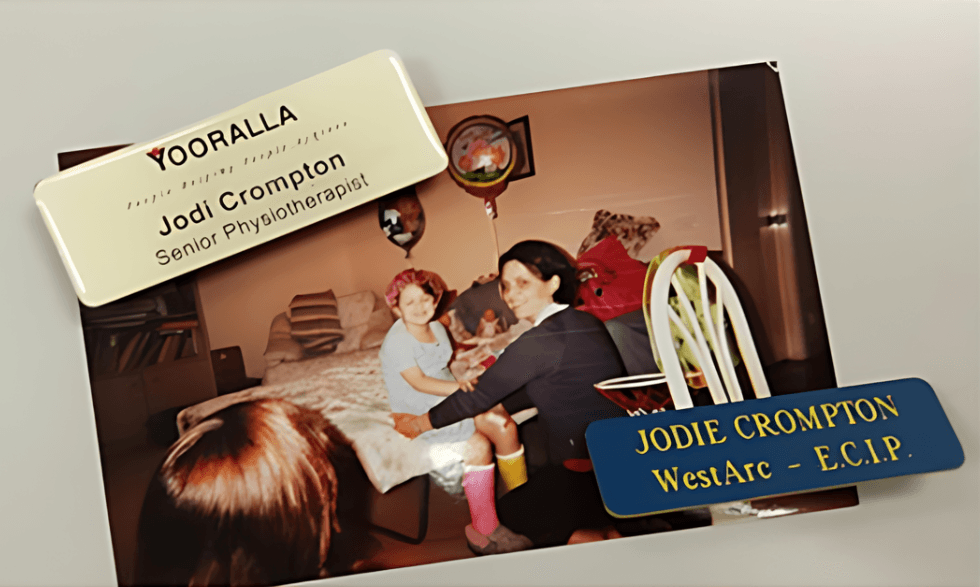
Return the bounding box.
[63,146,218,451]
[82,280,217,452]
[82,312,199,331]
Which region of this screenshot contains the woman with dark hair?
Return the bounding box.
[394,240,630,548]
[134,399,345,587]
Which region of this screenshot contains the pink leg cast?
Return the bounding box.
[462,464,498,536]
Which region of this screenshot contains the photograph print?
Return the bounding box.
[73,61,858,586]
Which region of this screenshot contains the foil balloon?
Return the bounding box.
[378,186,425,258]
[445,115,519,218]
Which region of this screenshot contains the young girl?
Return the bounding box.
[380,268,531,555]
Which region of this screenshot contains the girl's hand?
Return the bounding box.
[459,378,479,392]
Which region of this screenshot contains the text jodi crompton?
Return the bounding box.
[155,155,369,266]
[632,395,902,493]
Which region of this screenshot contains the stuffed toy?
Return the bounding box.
[575,235,648,322]
[577,210,660,258]
[445,309,533,382]
[446,277,518,334]
[439,278,531,382]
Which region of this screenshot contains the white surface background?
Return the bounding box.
[1,1,977,586]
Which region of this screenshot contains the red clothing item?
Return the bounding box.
[576,235,648,322]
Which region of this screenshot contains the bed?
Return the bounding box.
[177,346,438,495]
[178,339,538,497]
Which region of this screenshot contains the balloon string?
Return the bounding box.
[487,210,500,268]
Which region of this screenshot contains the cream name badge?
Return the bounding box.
[34,50,447,307]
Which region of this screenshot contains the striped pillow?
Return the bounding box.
[288,291,344,353]
[293,332,342,347]
[303,337,341,355]
[290,305,340,322]
[288,290,338,314]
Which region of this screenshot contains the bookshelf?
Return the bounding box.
[81,276,217,449]
[60,145,219,450]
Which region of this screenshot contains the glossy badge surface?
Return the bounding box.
[586,378,964,517]
[34,50,447,307]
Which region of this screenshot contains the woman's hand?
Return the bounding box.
[392,413,419,438]
[392,413,433,439]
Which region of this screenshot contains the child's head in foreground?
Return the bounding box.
[134,399,343,587]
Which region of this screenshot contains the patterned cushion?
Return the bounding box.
[294,332,339,345]
[289,305,340,322]
[304,338,341,356]
[291,318,344,336]
[287,290,338,311]
[578,209,661,259]
[287,291,343,354]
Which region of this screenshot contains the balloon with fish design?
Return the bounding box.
[445,115,519,218]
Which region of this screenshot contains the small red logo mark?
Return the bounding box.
[148,147,161,157]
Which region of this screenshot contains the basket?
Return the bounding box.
[594,374,671,416]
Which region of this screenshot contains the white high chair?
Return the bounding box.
[641,246,774,523]
[592,247,777,524]
[642,246,771,409]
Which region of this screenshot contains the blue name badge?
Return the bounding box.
[585,378,963,517]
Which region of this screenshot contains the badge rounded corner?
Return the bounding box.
[905,377,937,394]
[76,288,108,309]
[374,48,404,63]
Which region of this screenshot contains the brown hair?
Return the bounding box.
[134,399,343,586]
